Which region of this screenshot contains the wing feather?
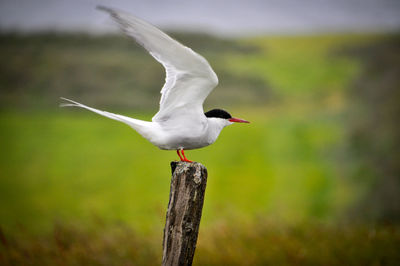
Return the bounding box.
[97,6,218,122]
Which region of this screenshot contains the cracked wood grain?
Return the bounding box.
[162,161,208,266]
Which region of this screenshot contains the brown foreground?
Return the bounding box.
[1,221,399,266]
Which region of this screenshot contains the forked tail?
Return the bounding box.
[60,97,151,129]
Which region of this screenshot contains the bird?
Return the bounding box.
[60,6,249,162]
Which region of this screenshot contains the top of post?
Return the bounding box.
[170,161,207,176]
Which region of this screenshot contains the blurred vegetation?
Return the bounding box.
[1,221,399,266]
[0,32,270,111]
[343,36,400,222]
[0,32,399,264]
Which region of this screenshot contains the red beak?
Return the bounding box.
[229,117,250,123]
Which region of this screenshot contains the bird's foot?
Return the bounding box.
[177,149,193,163]
[181,149,193,162]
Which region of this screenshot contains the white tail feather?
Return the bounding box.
[59,97,151,130]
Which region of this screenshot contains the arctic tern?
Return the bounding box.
[61,6,249,162]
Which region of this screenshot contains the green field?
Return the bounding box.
[1,33,399,265]
[0,106,349,232]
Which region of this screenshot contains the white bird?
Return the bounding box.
[61,6,249,162]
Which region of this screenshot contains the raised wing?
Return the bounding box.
[97,6,218,122]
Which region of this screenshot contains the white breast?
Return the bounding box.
[141,117,231,150]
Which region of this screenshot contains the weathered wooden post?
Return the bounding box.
[162,161,208,266]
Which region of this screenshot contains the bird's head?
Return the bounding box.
[204,109,250,127]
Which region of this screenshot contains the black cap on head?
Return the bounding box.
[204,109,232,119]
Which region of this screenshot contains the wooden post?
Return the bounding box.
[162,161,208,266]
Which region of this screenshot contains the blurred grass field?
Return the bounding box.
[0,32,399,265]
[0,106,348,233]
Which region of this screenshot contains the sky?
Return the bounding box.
[0,0,400,36]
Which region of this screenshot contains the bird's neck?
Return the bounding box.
[206,118,228,144]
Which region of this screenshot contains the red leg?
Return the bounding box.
[176,149,184,161]
[181,149,193,163]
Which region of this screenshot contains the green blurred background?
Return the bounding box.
[1,4,400,265]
